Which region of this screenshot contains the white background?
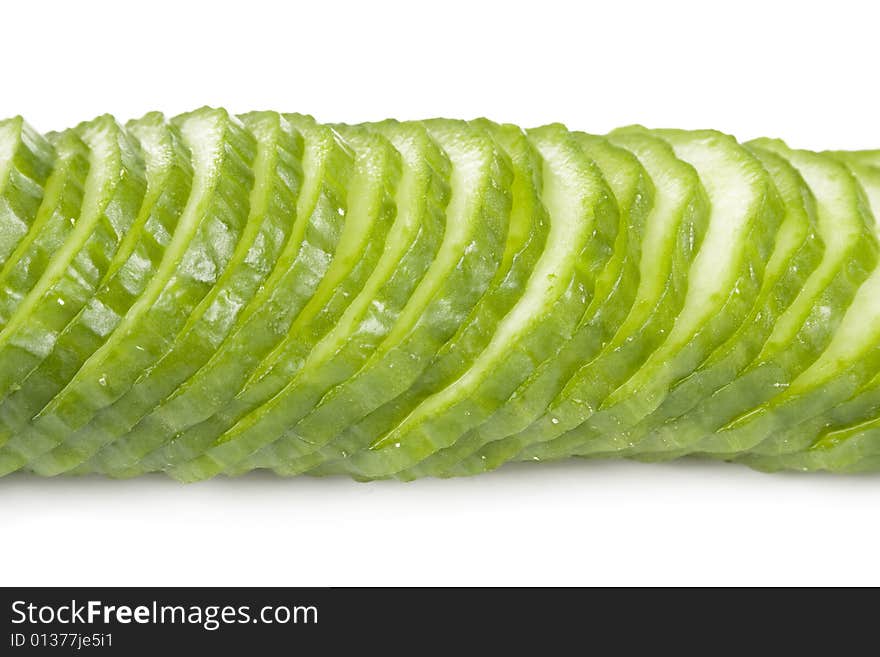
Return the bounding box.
[1,0,879,586]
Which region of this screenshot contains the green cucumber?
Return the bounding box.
[0,131,88,331]
[99,121,398,479]
[179,119,512,481]
[359,127,628,480]
[619,141,825,459]
[407,131,650,480]
[1,108,252,474]
[512,128,782,463]
[31,112,309,476]
[88,114,353,476]
[3,111,880,478]
[450,129,707,475]
[0,117,54,268]
[0,113,192,449]
[690,148,879,457]
[731,154,880,466]
[0,116,148,472]
[300,119,550,479]
[167,120,444,481]
[83,116,364,476]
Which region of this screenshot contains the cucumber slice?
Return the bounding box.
[691,148,879,457]
[177,119,512,481]
[731,154,880,467]
[512,128,782,463]
[408,131,651,480]
[620,141,825,458]
[0,116,147,471]
[31,112,309,476]
[299,119,549,479]
[0,108,253,475]
[93,121,398,479]
[361,127,627,480]
[89,114,353,477]
[167,120,444,481]
[0,113,192,449]
[0,131,88,331]
[0,117,54,268]
[450,129,707,475]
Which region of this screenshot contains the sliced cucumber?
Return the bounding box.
[302,119,549,479]
[0,108,253,474]
[0,113,192,449]
[692,148,879,457]
[369,127,630,480]
[622,141,825,458]
[31,112,308,476]
[0,117,54,268]
[415,131,651,480]
[0,131,88,331]
[730,154,880,465]
[94,121,398,479]
[179,119,512,481]
[450,129,707,474]
[88,114,354,477]
[167,120,445,481]
[511,128,781,463]
[0,116,148,472]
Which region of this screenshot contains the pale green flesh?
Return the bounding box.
[4,113,880,478]
[84,115,350,476]
[166,122,445,480]
[304,120,551,479]
[0,113,185,455]
[734,156,880,468]
[517,129,781,463]
[389,131,637,481]
[453,129,711,472]
[691,148,879,456]
[144,124,404,481]
[0,117,149,472]
[0,118,55,269]
[0,109,247,474]
[621,143,824,459]
[191,120,512,481]
[340,124,615,478]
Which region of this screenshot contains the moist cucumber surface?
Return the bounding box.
[2,110,880,478]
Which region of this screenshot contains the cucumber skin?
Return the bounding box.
[194,119,513,481]
[94,114,352,477]
[449,130,710,476]
[3,111,880,478]
[0,114,196,463]
[389,131,649,481]
[620,143,825,460]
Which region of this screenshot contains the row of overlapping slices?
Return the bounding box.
[0,107,878,480]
